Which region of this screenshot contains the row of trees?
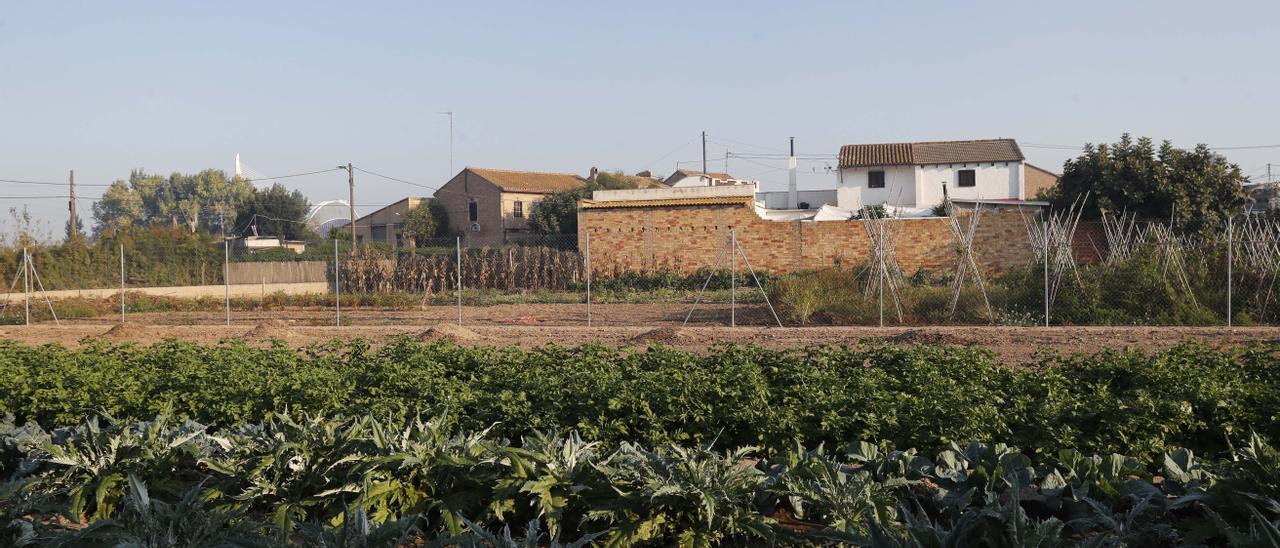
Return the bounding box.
[87,169,314,241]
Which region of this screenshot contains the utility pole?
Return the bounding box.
[701,131,707,175]
[338,163,356,254]
[68,170,76,239]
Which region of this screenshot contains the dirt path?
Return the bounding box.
[4,303,1279,364]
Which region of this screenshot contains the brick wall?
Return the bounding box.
[579,201,1040,276]
[435,171,505,246]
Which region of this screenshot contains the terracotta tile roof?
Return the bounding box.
[838,139,1024,168]
[468,167,587,194]
[580,196,753,209]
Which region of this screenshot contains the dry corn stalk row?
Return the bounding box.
[334,247,584,294]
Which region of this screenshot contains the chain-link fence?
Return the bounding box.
[6,215,1280,327]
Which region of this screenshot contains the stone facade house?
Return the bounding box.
[434,167,586,246]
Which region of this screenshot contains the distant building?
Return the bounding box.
[663,169,756,188]
[836,138,1031,210]
[434,167,587,246]
[350,197,429,249]
[239,236,306,254]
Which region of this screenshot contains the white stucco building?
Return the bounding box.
[836,139,1028,210]
[664,169,757,188]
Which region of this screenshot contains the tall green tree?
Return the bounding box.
[401,199,450,246]
[1047,134,1249,235]
[233,183,312,240]
[530,171,651,235]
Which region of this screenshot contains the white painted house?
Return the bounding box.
[836,139,1028,210]
[664,169,757,188]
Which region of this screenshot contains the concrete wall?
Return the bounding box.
[755,190,838,210]
[228,261,328,284]
[580,200,1039,276]
[592,184,758,202]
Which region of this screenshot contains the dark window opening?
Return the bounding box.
[468,200,478,222]
[513,200,524,218]
[868,170,886,189]
[958,169,976,187]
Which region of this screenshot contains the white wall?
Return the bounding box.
[836,165,917,210]
[916,162,1022,207]
[756,189,837,210]
[592,183,758,202]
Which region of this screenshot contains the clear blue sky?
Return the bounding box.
[1,0,1277,239]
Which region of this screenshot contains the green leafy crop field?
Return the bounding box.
[1,340,1278,545]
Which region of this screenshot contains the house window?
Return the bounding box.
[513,200,524,218]
[958,169,976,187]
[468,200,478,222]
[868,171,886,189]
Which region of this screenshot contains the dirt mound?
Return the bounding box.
[242,320,301,342]
[882,329,970,346]
[630,327,702,344]
[417,323,481,343]
[101,322,150,340]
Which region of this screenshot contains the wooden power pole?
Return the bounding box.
[340,163,356,254]
[68,170,76,238]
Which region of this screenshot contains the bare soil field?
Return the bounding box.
[4,303,1279,364]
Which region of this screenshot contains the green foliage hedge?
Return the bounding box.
[1,340,1276,461]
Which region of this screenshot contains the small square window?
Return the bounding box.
[958,169,976,187]
[868,171,886,189]
[513,200,524,218]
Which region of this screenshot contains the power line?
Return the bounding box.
[705,134,787,154]
[637,136,701,173]
[0,178,112,187]
[240,167,345,181]
[352,167,438,190]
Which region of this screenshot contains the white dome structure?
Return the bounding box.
[306,200,351,237]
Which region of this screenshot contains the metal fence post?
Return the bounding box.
[22,248,30,326]
[334,238,341,327]
[119,244,125,323]
[585,229,592,327]
[223,238,230,326]
[1043,219,1050,327]
[456,236,462,326]
[1227,217,1233,327]
[730,229,736,328]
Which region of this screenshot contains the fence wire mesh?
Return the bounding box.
[4,216,1280,327]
